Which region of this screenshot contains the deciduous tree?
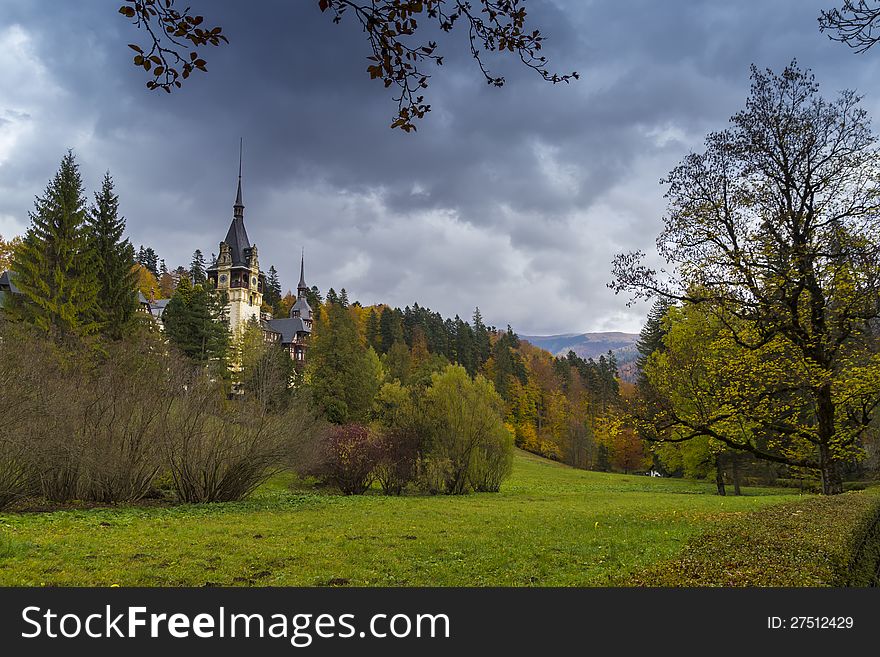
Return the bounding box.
[612,63,880,494]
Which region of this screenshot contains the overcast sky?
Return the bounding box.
[1,0,878,335]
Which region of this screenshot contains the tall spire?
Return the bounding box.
[233,138,244,219]
[298,248,307,291]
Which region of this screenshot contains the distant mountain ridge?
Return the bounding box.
[520,331,640,382]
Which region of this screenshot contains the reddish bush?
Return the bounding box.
[374,427,420,495]
[317,423,380,495]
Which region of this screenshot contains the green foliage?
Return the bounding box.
[264,265,282,309]
[189,249,206,285]
[162,276,229,366]
[382,340,411,384]
[307,301,381,423]
[488,326,528,400]
[629,489,880,586]
[378,306,404,353]
[10,151,100,337]
[88,172,138,340]
[423,364,513,494]
[365,308,380,351]
[136,245,159,277]
[642,302,875,489]
[614,63,880,494]
[237,317,294,411]
[636,298,673,392]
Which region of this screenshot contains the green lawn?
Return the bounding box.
[0,450,802,586]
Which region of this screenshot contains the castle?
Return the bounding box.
[204,154,313,362]
[140,155,312,365]
[2,149,313,363]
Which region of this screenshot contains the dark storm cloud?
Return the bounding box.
[1,0,878,334]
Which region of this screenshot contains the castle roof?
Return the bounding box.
[208,143,253,271]
[0,270,20,294]
[291,294,312,319]
[264,317,310,344]
[223,216,251,268]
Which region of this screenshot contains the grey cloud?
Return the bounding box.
[0,0,875,334]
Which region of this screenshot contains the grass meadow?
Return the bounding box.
[0,450,802,586]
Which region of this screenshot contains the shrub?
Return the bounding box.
[468,424,515,492]
[373,427,419,495]
[0,321,319,506]
[0,323,170,504]
[74,338,168,503]
[160,368,318,503]
[310,423,380,495]
[0,322,70,504]
[371,382,420,495]
[423,365,513,494]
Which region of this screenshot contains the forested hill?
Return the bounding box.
[520,332,639,382]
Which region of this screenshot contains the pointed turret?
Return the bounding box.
[297,249,307,292]
[291,250,312,324]
[233,138,244,220]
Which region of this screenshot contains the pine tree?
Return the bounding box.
[636,298,674,391]
[326,287,339,305]
[339,288,349,308]
[365,308,380,351]
[473,307,491,366]
[265,265,282,308]
[306,302,381,423]
[137,246,159,276]
[379,306,404,353]
[189,249,207,285]
[10,151,99,337]
[163,277,229,365]
[87,172,138,340]
[159,259,168,277]
[454,315,477,375]
[306,285,322,308]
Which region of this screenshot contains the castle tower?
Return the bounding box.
[288,251,312,362]
[206,142,265,336]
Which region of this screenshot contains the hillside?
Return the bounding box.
[521,332,640,381]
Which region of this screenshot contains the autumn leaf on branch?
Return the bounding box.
[118,0,228,93]
[119,0,578,132]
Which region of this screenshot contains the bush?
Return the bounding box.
[468,424,515,492]
[0,321,319,506]
[74,338,168,503]
[628,489,880,586]
[308,423,380,495]
[371,382,420,495]
[423,365,513,494]
[160,368,319,503]
[0,323,171,504]
[373,427,419,495]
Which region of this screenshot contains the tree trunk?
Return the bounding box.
[732,455,741,496]
[715,455,726,496]
[817,384,844,495]
[819,442,843,495]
